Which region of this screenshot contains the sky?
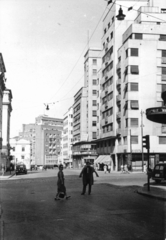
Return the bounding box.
[0,0,107,137]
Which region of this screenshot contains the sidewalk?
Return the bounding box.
[137,183,166,201]
[0,170,15,179]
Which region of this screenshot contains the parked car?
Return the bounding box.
[16,164,27,175]
[152,163,166,183]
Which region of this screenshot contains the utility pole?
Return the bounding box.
[130,129,132,170]
[141,110,144,172]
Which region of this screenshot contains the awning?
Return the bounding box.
[100,155,111,164]
[94,155,105,164]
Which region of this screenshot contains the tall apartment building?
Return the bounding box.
[96,0,166,171]
[2,89,13,169]
[35,115,63,167]
[72,48,101,168]
[62,106,73,167]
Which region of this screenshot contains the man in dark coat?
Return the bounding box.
[79,162,99,195]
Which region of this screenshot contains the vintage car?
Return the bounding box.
[152,163,166,183]
[16,164,27,175]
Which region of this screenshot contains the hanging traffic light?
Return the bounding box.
[142,135,150,150]
[46,105,49,110]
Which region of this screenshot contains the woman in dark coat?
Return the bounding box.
[79,162,99,195]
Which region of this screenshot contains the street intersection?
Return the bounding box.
[0,169,165,240]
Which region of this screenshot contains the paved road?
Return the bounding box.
[0,169,165,240]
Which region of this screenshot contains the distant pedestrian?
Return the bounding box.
[10,165,12,174]
[121,165,124,173]
[124,165,130,174]
[108,165,111,173]
[55,164,71,200]
[79,161,99,195]
[104,165,107,174]
[1,164,5,176]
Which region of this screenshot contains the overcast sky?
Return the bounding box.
[0,0,106,137]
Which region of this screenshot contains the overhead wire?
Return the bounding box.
[48,4,110,103]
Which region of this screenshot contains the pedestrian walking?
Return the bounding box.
[55,164,71,200]
[10,165,12,174]
[1,164,5,176]
[104,165,107,174]
[79,161,99,195]
[124,165,130,174]
[108,165,111,173]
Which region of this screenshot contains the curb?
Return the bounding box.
[137,188,166,201]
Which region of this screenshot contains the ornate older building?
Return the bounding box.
[0,53,6,170]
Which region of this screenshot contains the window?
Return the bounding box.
[107,37,109,43]
[131,136,138,144]
[93,79,97,85]
[131,65,139,74]
[162,50,166,57]
[135,33,142,39]
[92,132,97,139]
[125,118,128,128]
[92,121,97,126]
[92,110,97,116]
[93,69,97,75]
[162,67,166,75]
[130,83,138,91]
[162,84,166,92]
[104,28,106,34]
[93,59,97,65]
[111,31,113,39]
[131,100,139,109]
[92,100,97,106]
[126,49,128,58]
[92,90,97,95]
[160,35,166,41]
[13,147,15,151]
[22,147,25,151]
[131,48,138,56]
[131,118,138,127]
[159,136,166,144]
[123,136,127,144]
[112,17,114,23]
[21,155,25,159]
[108,22,110,29]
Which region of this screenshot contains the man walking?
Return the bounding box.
[79,161,99,195]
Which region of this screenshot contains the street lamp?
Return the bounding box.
[116,6,126,21]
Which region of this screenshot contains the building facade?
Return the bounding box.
[96,0,166,171]
[72,48,101,168]
[2,89,12,169]
[10,138,31,170]
[62,106,73,167]
[0,53,7,170]
[19,124,36,165]
[35,115,63,167]
[116,0,166,171]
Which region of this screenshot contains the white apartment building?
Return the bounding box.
[96,0,166,171]
[10,138,31,170]
[72,48,102,168]
[62,106,73,167]
[116,0,166,170]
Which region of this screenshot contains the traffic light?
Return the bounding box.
[142,135,150,150]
